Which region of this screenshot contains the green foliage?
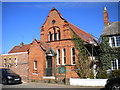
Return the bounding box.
[89,70,94,79]
[96,69,108,79]
[109,70,120,78]
[99,36,119,70]
[71,30,91,78]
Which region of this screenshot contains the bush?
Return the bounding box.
[96,70,108,79]
[109,70,120,78]
[89,70,94,79]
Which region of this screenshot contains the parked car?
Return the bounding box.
[0,68,22,85]
[105,77,120,90]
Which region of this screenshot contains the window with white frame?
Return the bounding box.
[34,60,37,70]
[71,48,76,65]
[56,49,60,65]
[111,59,120,70]
[109,36,120,47]
[62,49,66,65]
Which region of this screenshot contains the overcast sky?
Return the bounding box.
[2,2,119,54]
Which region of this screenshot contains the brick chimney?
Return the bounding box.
[103,7,109,26]
[20,42,24,47]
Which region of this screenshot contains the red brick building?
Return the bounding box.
[0,8,98,82]
[28,8,97,81]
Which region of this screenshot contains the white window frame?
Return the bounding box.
[56,49,60,65]
[109,36,120,47]
[34,60,37,70]
[62,49,66,65]
[111,59,120,70]
[71,48,76,65]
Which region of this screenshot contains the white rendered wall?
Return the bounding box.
[70,78,107,86]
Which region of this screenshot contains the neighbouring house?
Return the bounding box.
[101,7,120,71]
[0,42,30,81]
[1,8,98,82]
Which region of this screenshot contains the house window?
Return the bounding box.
[111,59,120,70]
[34,60,37,70]
[54,33,57,40]
[62,49,66,65]
[4,58,7,67]
[111,37,115,47]
[109,36,120,47]
[57,49,60,65]
[116,36,120,47]
[49,32,52,41]
[58,30,61,40]
[9,58,11,64]
[71,48,76,65]
[14,58,17,67]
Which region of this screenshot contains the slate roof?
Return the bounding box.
[102,21,120,36]
[8,44,31,53]
[68,23,97,44]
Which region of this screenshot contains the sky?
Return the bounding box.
[1,2,119,54]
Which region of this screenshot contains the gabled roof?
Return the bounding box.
[8,44,31,53]
[102,21,120,36]
[68,23,97,44]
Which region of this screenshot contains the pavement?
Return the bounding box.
[1,82,105,90]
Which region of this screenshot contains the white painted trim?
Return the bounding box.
[2,52,28,55]
[43,76,55,79]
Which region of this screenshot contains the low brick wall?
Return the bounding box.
[70,78,107,86]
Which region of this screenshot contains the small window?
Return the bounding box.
[111,37,115,47]
[52,20,56,25]
[14,58,17,67]
[116,36,120,47]
[4,59,7,67]
[112,60,117,70]
[9,58,11,63]
[34,60,37,70]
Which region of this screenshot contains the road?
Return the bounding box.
[1,82,106,90]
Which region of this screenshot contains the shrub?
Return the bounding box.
[109,70,120,78]
[96,70,108,79]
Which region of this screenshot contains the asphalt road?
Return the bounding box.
[1,82,106,90]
